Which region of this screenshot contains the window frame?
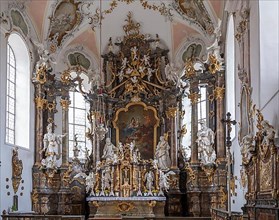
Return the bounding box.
[5,44,17,145]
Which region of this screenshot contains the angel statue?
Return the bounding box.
[196,120,216,165]
[88,68,102,91]
[41,123,67,169]
[158,170,174,196]
[85,172,96,196]
[165,63,185,88]
[145,171,154,196]
[31,40,56,73]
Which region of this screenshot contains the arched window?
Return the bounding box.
[197,84,208,128]
[68,71,90,160]
[225,14,235,139]
[5,33,30,148]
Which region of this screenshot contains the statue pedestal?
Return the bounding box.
[87,196,166,218]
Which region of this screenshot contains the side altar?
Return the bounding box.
[85,141,171,218]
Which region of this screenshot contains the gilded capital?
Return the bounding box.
[188,92,201,105]
[34,97,47,110]
[214,86,225,100]
[61,69,71,85]
[208,54,221,74]
[166,107,178,119]
[35,64,47,84]
[185,58,196,78]
[60,99,71,110]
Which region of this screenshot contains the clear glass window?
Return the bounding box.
[69,91,90,159]
[5,45,16,145]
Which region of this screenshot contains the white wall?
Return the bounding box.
[230,0,279,213]
[258,0,279,133]
[0,11,35,214]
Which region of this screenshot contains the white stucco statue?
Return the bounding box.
[32,40,55,73]
[155,136,171,171]
[102,137,116,162]
[100,167,111,196]
[85,172,96,195]
[240,134,254,165]
[41,123,66,169]
[196,121,216,165]
[158,170,172,196]
[145,171,154,196]
[261,120,276,147]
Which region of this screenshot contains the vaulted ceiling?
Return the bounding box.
[3,0,225,71]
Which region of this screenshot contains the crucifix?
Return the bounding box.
[221,112,236,218]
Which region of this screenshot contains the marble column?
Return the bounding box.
[215,74,225,159]
[189,81,200,164]
[166,106,178,170]
[34,84,47,165]
[60,98,70,166]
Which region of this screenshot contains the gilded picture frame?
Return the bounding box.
[112,102,159,160]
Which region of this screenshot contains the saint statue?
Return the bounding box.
[196,121,216,165]
[102,137,116,162]
[145,171,154,196]
[155,135,171,171]
[261,120,276,147]
[41,123,66,169]
[240,134,254,165]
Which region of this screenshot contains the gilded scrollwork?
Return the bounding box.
[12,147,23,194]
[260,160,272,191]
[219,186,227,208]
[61,69,72,85]
[185,162,197,185]
[201,164,215,183]
[118,201,135,212]
[90,0,173,26]
[235,9,250,43]
[184,58,196,78]
[34,97,48,110]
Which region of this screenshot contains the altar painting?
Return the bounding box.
[113,103,159,160]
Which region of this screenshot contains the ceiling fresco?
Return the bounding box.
[2,0,225,71]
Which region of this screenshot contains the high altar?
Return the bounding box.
[86,142,167,218]
[30,11,235,218]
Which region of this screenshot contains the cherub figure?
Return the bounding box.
[121,57,128,69]
[147,68,155,81]
[141,54,150,66]
[131,46,138,61]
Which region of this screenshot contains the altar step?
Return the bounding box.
[91,217,211,220]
